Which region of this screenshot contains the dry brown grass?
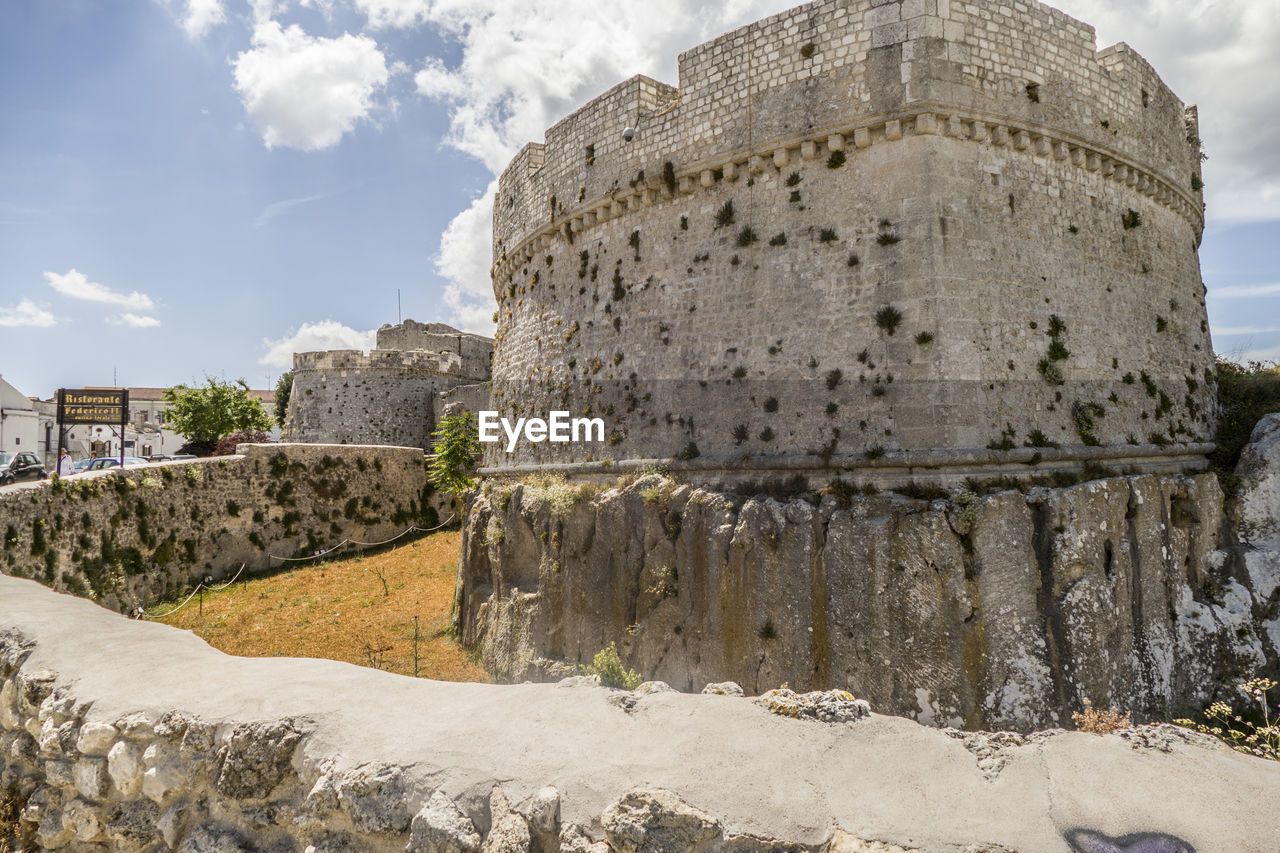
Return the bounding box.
[1072,699,1132,733]
[149,530,487,682]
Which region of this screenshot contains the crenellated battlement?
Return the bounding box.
[292,348,465,376]
[286,321,493,452]
[492,0,1204,283]
[484,0,1216,475]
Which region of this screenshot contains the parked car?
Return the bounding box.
[72,458,95,474]
[147,454,196,462]
[84,456,150,471]
[0,451,48,485]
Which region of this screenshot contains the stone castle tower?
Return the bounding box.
[485,0,1214,482]
[286,320,491,452]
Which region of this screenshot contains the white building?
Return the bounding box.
[0,375,39,457]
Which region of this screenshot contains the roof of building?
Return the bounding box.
[82,386,275,403]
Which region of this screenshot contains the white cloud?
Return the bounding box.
[181,0,226,39]
[44,269,154,311]
[1052,0,1280,222]
[233,19,390,151]
[436,179,498,333]
[255,190,334,226]
[406,0,1280,327]
[356,0,430,30]
[1213,324,1280,336]
[1208,282,1280,299]
[259,320,377,368]
[108,313,162,328]
[0,299,56,328]
[412,0,793,328]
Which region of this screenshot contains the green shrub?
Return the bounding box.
[736,226,758,246]
[1176,677,1278,761]
[592,642,642,689]
[428,412,482,496]
[826,150,846,168]
[1210,359,1280,481]
[714,200,735,229]
[875,306,903,335]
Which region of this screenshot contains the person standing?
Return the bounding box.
[57,449,74,478]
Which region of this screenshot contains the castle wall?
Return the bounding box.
[287,323,493,452]
[375,320,494,380]
[288,350,471,451]
[0,444,434,613]
[486,0,1211,474]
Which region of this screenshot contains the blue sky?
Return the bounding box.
[1,0,1277,398]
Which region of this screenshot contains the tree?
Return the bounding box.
[163,378,273,455]
[428,412,481,496]
[274,371,294,430]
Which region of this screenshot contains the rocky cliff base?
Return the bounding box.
[459,426,1280,731]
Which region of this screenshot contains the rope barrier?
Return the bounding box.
[206,563,247,590]
[140,563,246,619]
[143,516,458,618]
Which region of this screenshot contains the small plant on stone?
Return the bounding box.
[1071,400,1106,446]
[1122,209,1142,230]
[736,226,759,246]
[847,253,860,267]
[1175,678,1279,761]
[826,369,843,390]
[799,42,815,59]
[769,232,787,246]
[1025,82,1040,103]
[818,228,838,243]
[826,149,846,169]
[785,171,801,187]
[915,331,934,345]
[875,306,903,335]
[592,642,643,690]
[876,232,900,246]
[1072,699,1131,734]
[715,199,736,229]
[662,161,677,192]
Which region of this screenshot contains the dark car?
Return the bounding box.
[0,451,48,485]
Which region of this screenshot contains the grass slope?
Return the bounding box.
[148,530,487,682]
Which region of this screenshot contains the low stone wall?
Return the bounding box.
[458,467,1276,731]
[4,576,1280,853]
[0,444,436,613]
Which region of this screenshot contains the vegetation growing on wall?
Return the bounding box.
[428,413,483,496]
[1210,359,1280,484]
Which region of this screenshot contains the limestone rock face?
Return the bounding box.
[1237,413,1280,653]
[213,719,303,800]
[459,471,1271,730]
[407,790,483,853]
[601,789,721,853]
